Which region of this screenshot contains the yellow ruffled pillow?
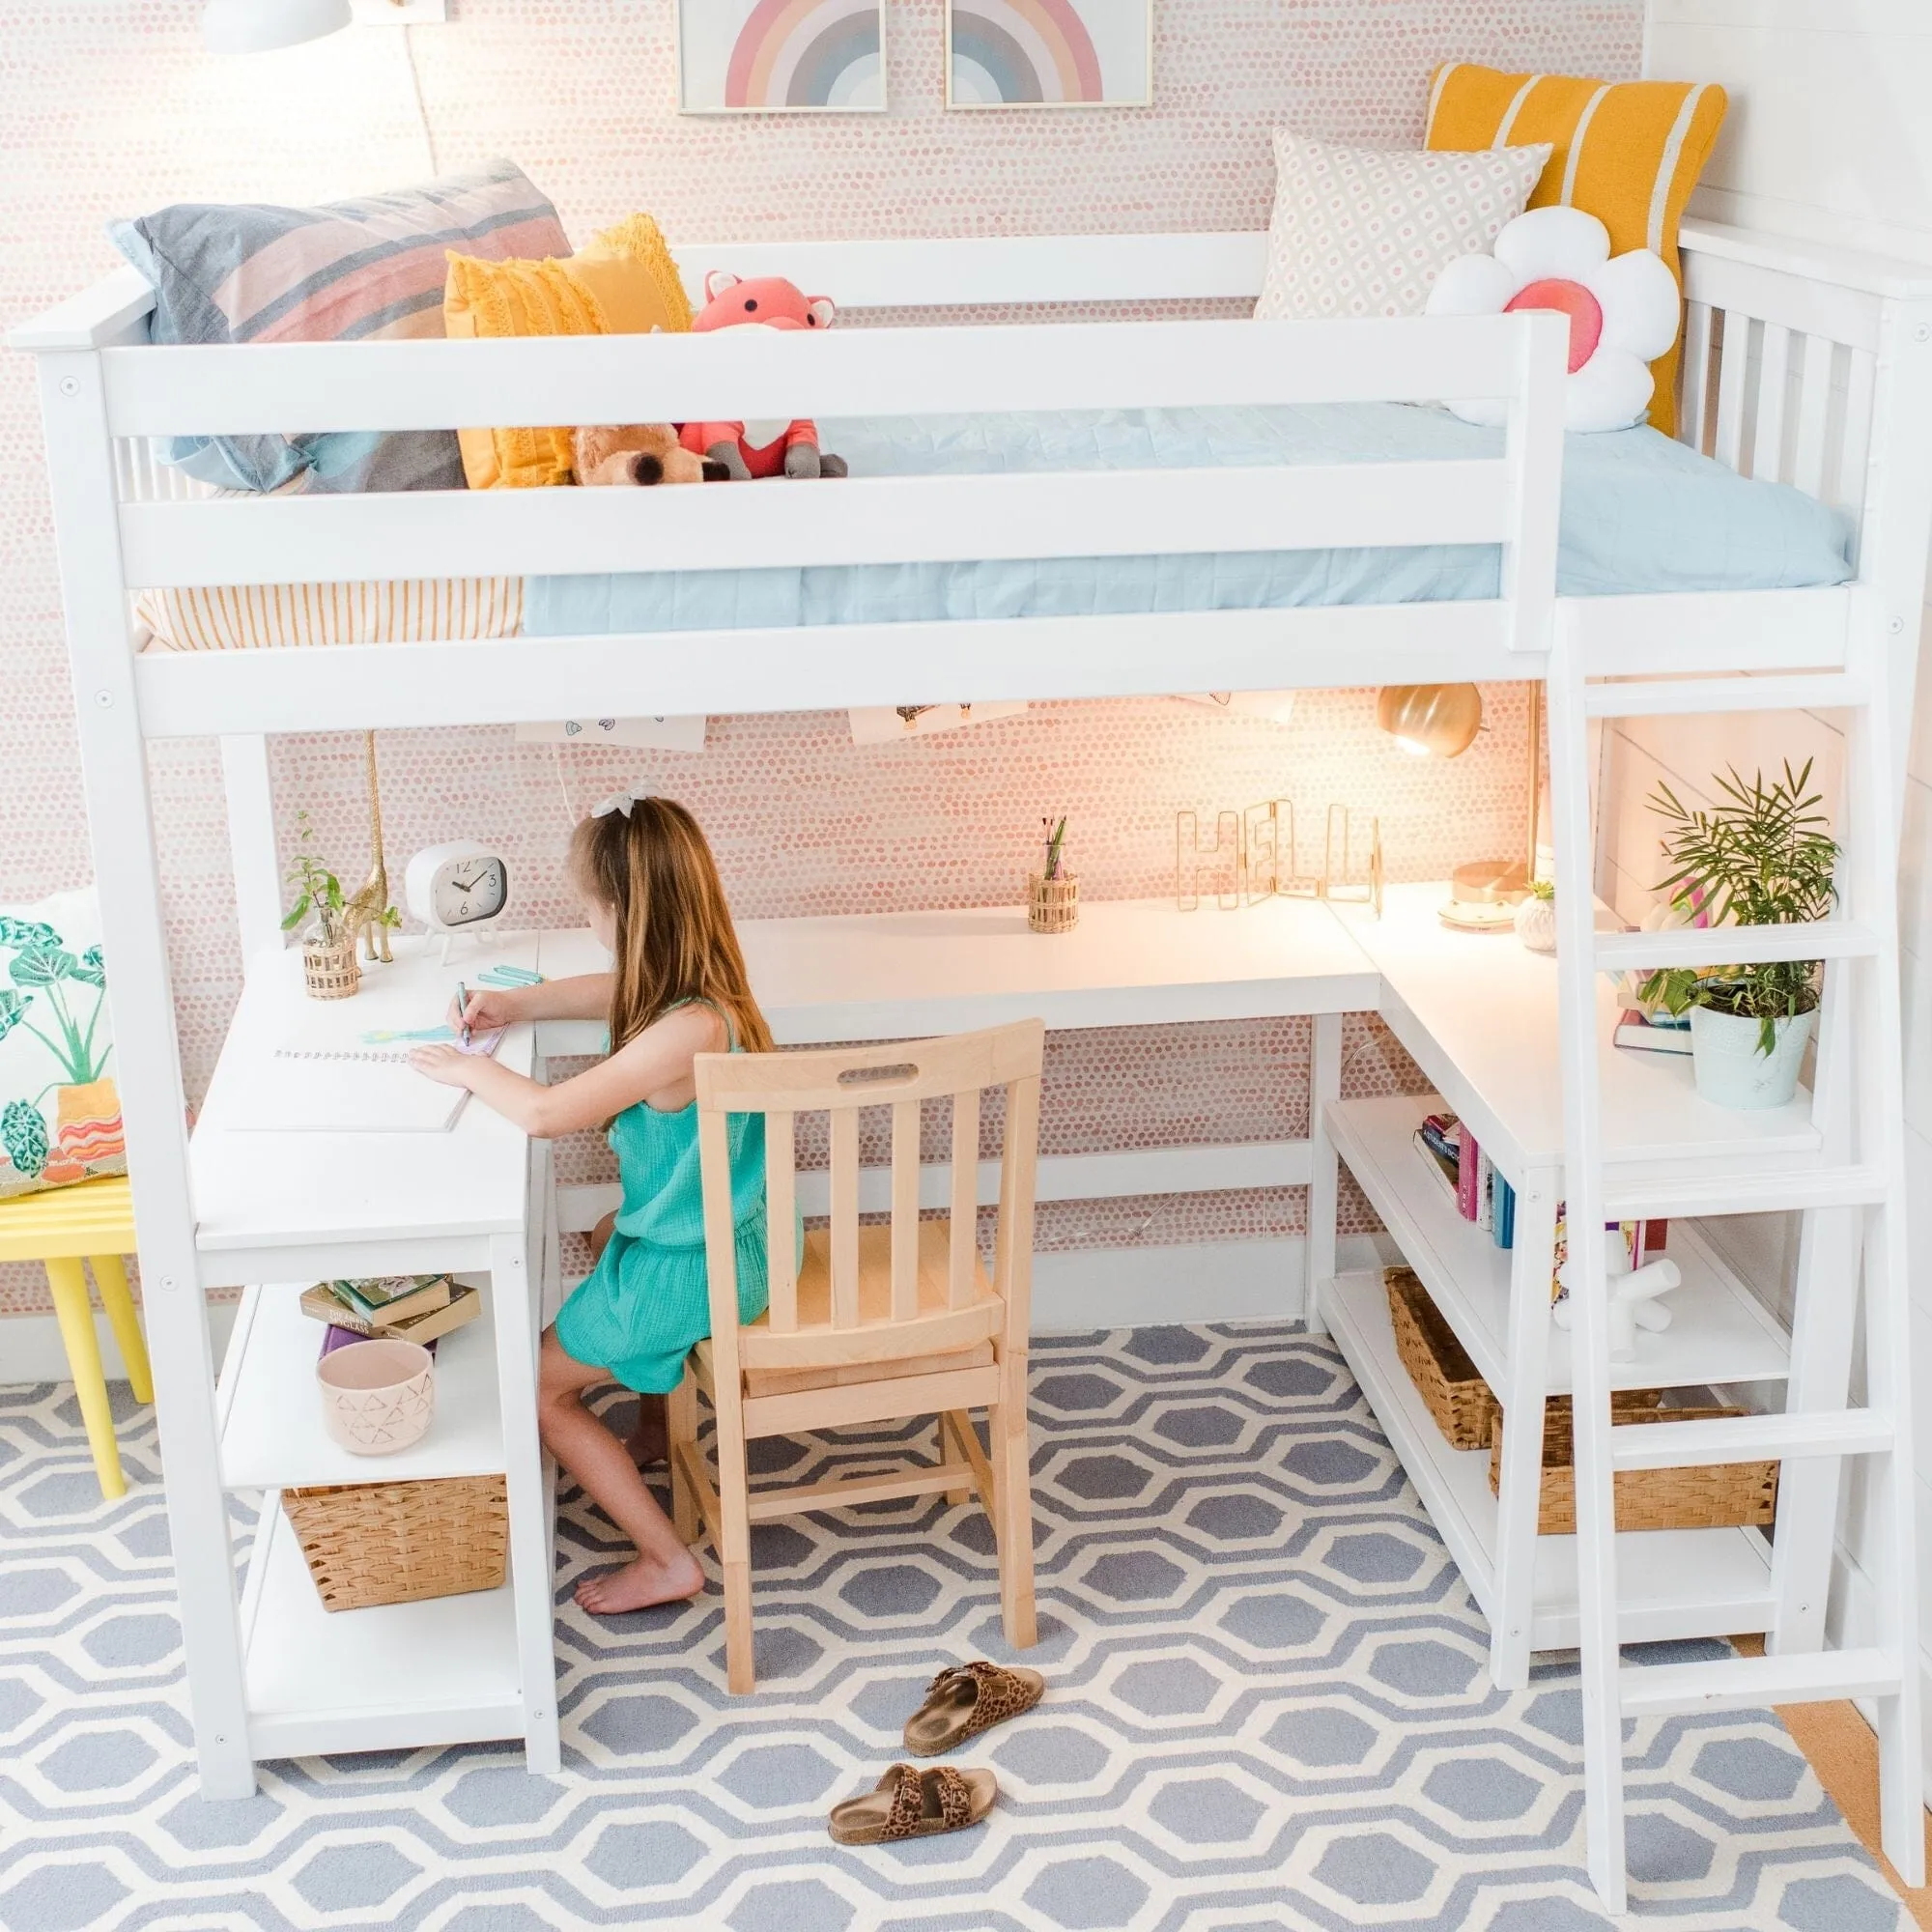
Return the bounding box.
[444,214,694,489]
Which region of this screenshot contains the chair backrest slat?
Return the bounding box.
[890,1099,921,1321]
[829,1105,861,1327]
[996,1073,1042,1338]
[765,1109,797,1332]
[949,1085,980,1311]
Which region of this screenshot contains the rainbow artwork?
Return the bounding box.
[678,0,886,114]
[947,0,1149,107]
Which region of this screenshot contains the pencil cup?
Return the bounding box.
[1029,871,1080,934]
[302,937,361,1001]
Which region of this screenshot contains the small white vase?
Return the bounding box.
[1514,895,1557,954]
[1689,1005,1815,1110]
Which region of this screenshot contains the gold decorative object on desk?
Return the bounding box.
[1029,814,1078,932]
[1176,801,1381,916]
[341,729,399,965]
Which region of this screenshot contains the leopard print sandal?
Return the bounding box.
[903,1661,1045,1757]
[827,1762,997,1844]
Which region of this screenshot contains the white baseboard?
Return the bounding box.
[0,1302,238,1388]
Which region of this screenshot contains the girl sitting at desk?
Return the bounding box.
[412,792,774,1614]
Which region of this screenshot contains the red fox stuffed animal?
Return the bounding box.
[678,271,848,481]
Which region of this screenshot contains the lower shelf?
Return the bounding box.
[1320,1268,1776,1653]
[240,1490,526,1761]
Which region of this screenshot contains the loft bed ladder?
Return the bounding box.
[1546,280,1932,1912]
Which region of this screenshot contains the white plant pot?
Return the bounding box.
[1514,895,1557,954]
[1689,1005,1815,1111]
[317,1337,435,1455]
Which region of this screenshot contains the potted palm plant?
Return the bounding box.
[1636,760,1837,1110]
[283,811,360,1000]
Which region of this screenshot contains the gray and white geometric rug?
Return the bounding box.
[0,1322,1904,1931]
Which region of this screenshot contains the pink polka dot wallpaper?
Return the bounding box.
[0,1,1637,1313]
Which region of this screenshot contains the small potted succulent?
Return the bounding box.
[1636,760,1836,1110]
[1514,876,1556,953]
[283,811,360,1001]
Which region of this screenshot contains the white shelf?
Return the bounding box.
[216,1282,506,1492]
[1327,1094,1792,1397]
[1320,1269,1777,1652]
[1337,884,1823,1184]
[240,1492,525,1762]
[191,932,541,1286]
[535,894,1381,1054]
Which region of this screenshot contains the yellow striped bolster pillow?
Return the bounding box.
[134,579,526,652]
[1426,64,1727,439]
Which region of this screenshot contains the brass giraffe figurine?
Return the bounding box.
[342,729,393,965]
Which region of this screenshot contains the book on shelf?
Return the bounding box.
[328,1273,454,1323]
[1456,1127,1481,1221]
[1419,1112,1461,1164]
[1613,1007,1693,1056]
[1549,1216,1668,1304]
[1476,1149,1495,1233]
[1492,1174,1515,1250]
[299,1275,479,1345]
[1412,1128,1460,1205]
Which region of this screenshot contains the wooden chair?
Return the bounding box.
[672,1020,1043,1694]
[0,1175,152,1498]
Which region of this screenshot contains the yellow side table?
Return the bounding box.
[0,1175,152,1498]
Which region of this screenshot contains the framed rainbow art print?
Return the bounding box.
[946,0,1151,109]
[677,0,887,114]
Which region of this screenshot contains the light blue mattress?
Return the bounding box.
[526,403,1852,638]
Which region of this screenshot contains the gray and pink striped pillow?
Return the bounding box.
[112,158,568,495]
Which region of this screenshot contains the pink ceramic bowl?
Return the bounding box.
[316,1338,436,1456]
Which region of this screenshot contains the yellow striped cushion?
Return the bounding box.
[135,579,525,651]
[1426,64,1727,438]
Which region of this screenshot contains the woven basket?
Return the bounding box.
[302,937,361,1001]
[1028,871,1080,934]
[1489,1397,1779,1534]
[1384,1266,1495,1450]
[282,1475,508,1612]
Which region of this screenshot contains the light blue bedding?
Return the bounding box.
[526,403,1852,638]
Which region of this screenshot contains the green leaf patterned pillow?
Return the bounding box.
[0,888,125,1198]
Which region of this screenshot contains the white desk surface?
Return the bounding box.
[535,894,1380,1053]
[1338,884,1822,1180]
[191,933,539,1268]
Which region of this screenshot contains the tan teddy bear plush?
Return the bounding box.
[572,423,726,486]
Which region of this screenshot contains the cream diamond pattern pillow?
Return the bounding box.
[1256,129,1552,322]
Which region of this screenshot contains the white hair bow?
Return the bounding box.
[590,787,651,820]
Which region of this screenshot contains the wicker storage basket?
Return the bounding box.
[282,1474,508,1612]
[1489,1397,1779,1534]
[1384,1266,1496,1449]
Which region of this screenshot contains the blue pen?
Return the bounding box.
[456,980,471,1048]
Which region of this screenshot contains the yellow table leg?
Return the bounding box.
[45,1257,125,1501]
[89,1254,153,1406]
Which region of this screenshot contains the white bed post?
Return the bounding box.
[219,735,284,962]
[1499,311,1567,656]
[37,351,254,1798]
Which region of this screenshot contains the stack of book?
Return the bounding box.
[1613,1008,1693,1056]
[1410,1111,1516,1250]
[298,1273,480,1347]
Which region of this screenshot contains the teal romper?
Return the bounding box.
[554,1009,771,1394]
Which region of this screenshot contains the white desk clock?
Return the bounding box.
[405,841,510,962]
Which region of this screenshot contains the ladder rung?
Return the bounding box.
[1620,1649,1900,1719]
[1608,1410,1894,1472]
[1584,672,1869,719]
[1604,1165,1886,1219]
[1595,921,1881,971]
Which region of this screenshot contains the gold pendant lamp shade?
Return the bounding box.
[1376,682,1484,760]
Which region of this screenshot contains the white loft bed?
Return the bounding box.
[16,220,1932,1907]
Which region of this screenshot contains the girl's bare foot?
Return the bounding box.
[628,1393,668,1466]
[575,1547,704,1615]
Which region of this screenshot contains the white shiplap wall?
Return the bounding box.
[1642,0,1932,1760]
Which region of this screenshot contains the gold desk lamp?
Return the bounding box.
[1376,681,1543,932]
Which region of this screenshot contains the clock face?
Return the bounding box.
[434,857,507,927]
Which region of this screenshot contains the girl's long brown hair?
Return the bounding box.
[567,797,773,1060]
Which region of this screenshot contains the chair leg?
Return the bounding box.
[45,1258,125,1501]
[987,1393,1037,1650]
[941,1413,972,1507]
[89,1255,153,1406]
[715,1399,756,1695]
[668,1365,700,1546]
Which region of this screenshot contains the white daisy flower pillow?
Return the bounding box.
[1425,205,1682,433]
